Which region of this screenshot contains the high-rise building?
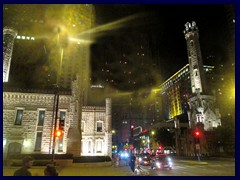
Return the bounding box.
[160,64,215,120]
[3,26,18,82]
[3,4,95,104]
[3,4,113,159]
[159,21,222,131]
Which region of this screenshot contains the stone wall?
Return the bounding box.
[3,90,112,158]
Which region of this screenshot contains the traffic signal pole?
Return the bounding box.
[51,86,59,164]
[194,129,201,161]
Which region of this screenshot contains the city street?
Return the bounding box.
[3,157,235,176]
[139,158,235,176]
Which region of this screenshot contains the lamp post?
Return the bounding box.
[51,27,65,163]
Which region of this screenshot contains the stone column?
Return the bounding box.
[106,98,112,157]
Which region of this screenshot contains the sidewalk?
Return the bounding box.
[3,161,135,176]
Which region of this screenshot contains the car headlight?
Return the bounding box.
[124,153,129,157]
[156,162,160,166]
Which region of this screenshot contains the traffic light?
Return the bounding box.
[55,129,63,138]
[194,130,200,144]
[158,145,162,150]
[194,130,200,137]
[130,125,134,129]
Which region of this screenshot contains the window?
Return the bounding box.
[59,111,66,130]
[88,141,91,153]
[97,121,103,132]
[38,110,45,126]
[15,110,23,125]
[58,136,63,152]
[34,132,42,151]
[195,71,198,76]
[96,140,102,153]
[60,111,66,121]
[190,41,194,46]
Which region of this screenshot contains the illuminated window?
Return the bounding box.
[34,132,42,151]
[96,140,102,153]
[15,109,23,125]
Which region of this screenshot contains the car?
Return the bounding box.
[151,155,173,170]
[138,156,150,166]
[119,151,129,160]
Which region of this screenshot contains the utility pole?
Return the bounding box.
[51,27,64,164]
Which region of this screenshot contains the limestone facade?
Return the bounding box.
[3,88,112,159]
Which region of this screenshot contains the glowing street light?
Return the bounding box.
[151,131,155,135]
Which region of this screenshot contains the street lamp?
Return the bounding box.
[51,26,67,163]
[151,131,155,136]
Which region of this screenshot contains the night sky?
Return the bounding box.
[3,4,232,93]
[90,4,231,91]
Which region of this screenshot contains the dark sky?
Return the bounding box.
[90,4,231,91]
[3,4,232,92]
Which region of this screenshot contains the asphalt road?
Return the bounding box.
[3,157,235,176]
[138,158,235,176]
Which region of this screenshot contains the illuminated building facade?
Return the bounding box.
[184,21,206,94]
[160,21,221,130]
[3,5,113,159]
[161,64,214,120]
[3,84,112,158]
[3,4,95,104]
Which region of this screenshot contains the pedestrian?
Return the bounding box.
[115,154,119,167]
[13,156,33,176]
[129,153,136,172]
[44,164,58,176]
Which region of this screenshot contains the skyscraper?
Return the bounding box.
[3,4,95,105]
[3,26,18,82]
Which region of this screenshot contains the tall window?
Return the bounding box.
[60,111,66,121]
[38,110,45,126]
[58,136,63,152]
[96,140,102,153]
[15,110,23,125]
[34,132,42,151]
[88,141,91,153]
[97,121,103,132]
[59,111,66,150]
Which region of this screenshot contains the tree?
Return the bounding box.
[206,118,235,156]
[154,128,175,148]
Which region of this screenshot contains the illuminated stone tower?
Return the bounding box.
[183,21,206,94]
[183,22,221,130]
[3,26,17,82]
